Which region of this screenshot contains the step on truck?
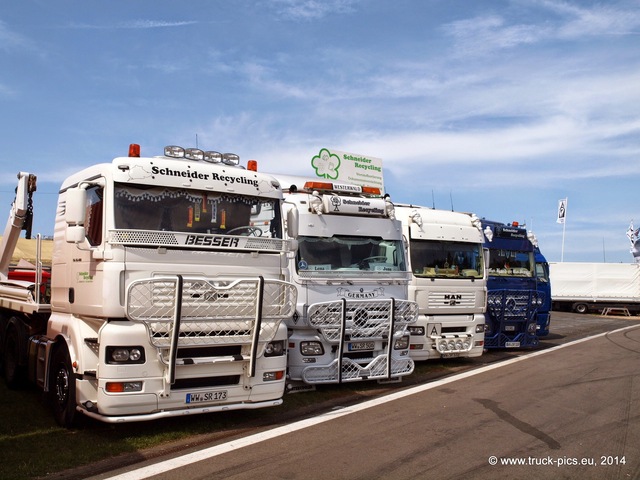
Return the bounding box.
[0,144,297,427]
[394,205,486,360]
[272,177,418,388]
[480,220,542,348]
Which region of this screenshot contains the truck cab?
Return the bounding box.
[274,177,417,386]
[1,145,297,427]
[395,205,486,360]
[481,220,541,348]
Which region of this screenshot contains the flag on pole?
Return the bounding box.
[557,198,567,224]
[627,221,639,246]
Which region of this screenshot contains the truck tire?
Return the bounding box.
[50,345,79,428]
[3,325,25,388]
[573,303,589,314]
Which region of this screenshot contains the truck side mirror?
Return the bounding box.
[65,188,86,225]
[286,206,299,239]
[65,187,86,244]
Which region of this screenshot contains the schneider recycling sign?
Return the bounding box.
[311,148,384,192]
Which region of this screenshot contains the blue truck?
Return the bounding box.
[481,220,542,348]
[534,246,551,337]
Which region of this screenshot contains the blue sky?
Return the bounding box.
[1,0,639,263]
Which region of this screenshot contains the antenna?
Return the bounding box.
[195,134,199,149]
[431,190,435,209]
[449,190,454,211]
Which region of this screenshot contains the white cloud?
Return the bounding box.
[269,0,360,20]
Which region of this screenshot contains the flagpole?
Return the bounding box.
[561,212,566,262]
[558,197,567,262]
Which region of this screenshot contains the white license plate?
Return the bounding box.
[505,341,520,348]
[441,352,460,359]
[186,390,228,404]
[348,341,375,351]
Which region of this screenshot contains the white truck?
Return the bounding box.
[394,205,486,360]
[549,262,640,314]
[272,176,418,387]
[0,144,297,427]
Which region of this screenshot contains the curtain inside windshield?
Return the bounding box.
[410,240,483,278]
[487,249,533,277]
[297,236,404,272]
[114,184,281,237]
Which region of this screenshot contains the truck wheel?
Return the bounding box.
[3,325,25,388]
[574,303,589,314]
[50,345,79,428]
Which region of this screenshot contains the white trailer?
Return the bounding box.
[0,145,297,427]
[549,262,640,314]
[394,205,486,360]
[271,176,418,387]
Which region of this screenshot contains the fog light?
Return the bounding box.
[300,341,324,356]
[106,381,143,393]
[263,370,285,381]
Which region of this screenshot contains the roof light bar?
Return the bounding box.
[222,153,240,166]
[164,146,185,158]
[185,148,204,161]
[203,151,222,163]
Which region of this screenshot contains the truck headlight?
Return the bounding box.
[408,326,425,336]
[106,346,145,364]
[264,340,286,357]
[394,335,410,350]
[300,341,324,356]
[475,324,485,334]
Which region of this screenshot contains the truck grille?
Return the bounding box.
[126,276,296,354]
[307,299,417,343]
[427,292,476,309]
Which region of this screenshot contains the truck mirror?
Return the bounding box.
[287,206,299,239]
[65,187,86,226]
[66,225,86,244]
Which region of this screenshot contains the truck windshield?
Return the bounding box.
[114,184,282,238]
[296,235,405,272]
[487,249,533,277]
[409,240,484,278]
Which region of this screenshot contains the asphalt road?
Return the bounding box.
[83,312,640,480]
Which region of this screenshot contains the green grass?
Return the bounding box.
[0,361,450,479]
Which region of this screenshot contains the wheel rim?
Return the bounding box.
[55,365,70,406]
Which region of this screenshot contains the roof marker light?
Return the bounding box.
[247,160,258,171]
[361,186,381,195]
[303,181,334,191]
